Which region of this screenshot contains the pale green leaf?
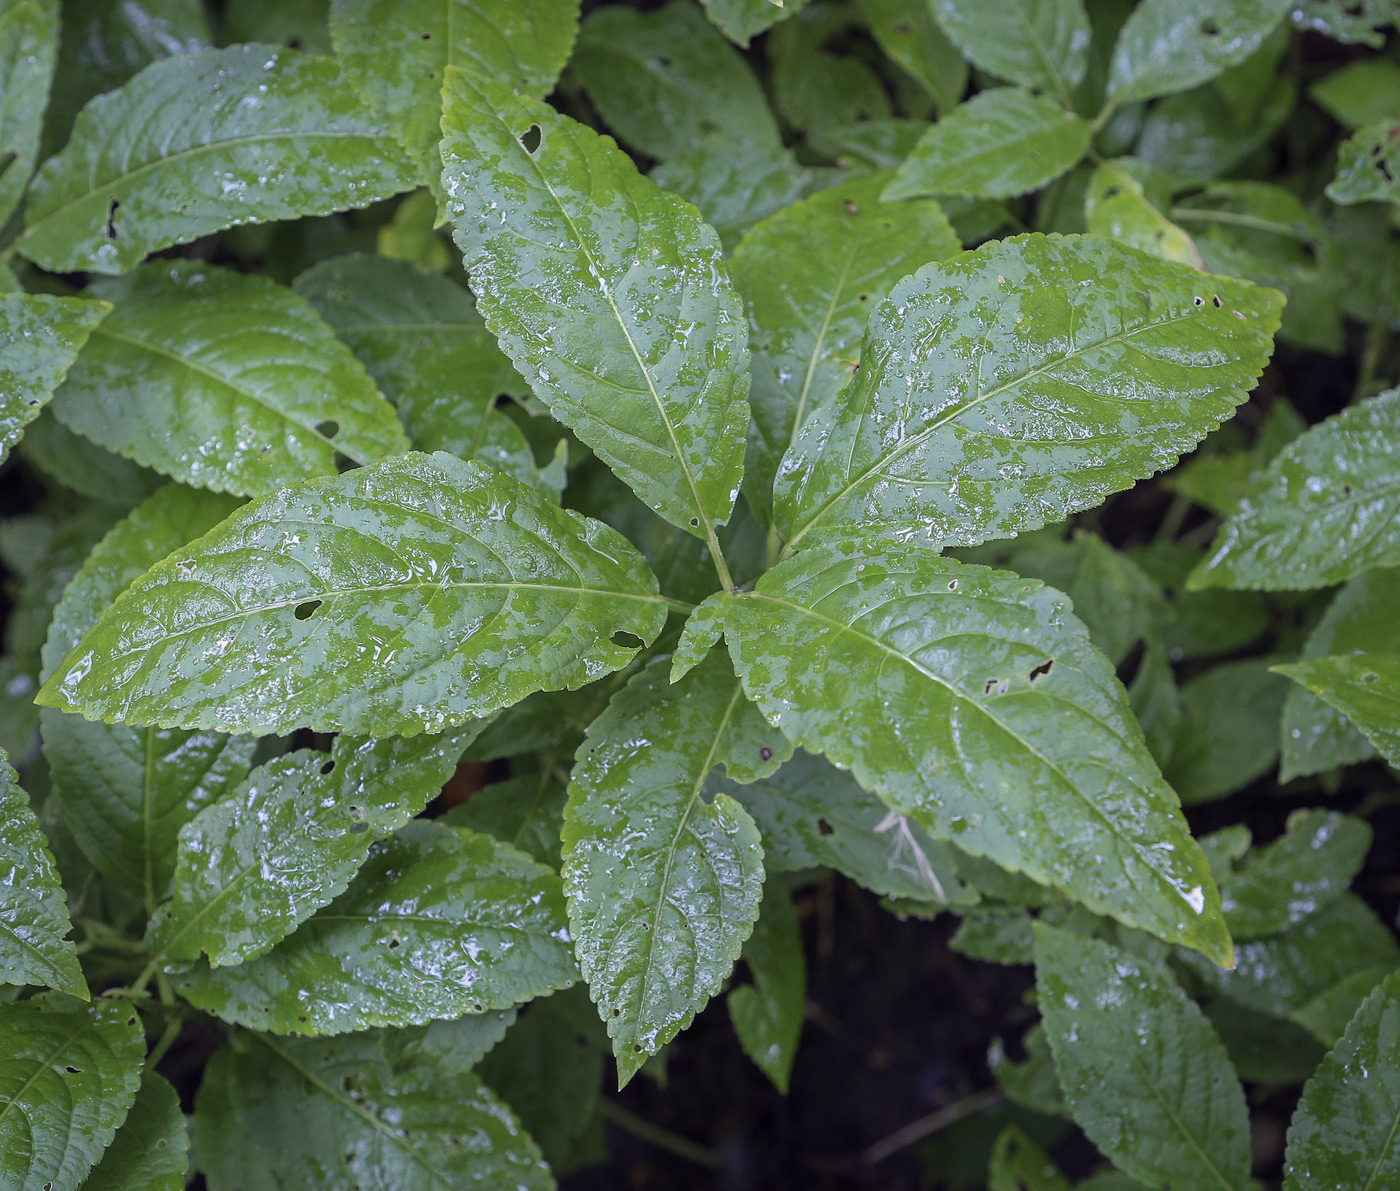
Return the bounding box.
[930,0,1090,105]
[1329,118,1400,207]
[858,0,967,115]
[174,821,576,1033]
[883,89,1091,201]
[18,44,419,274]
[440,70,750,543]
[989,1125,1072,1191]
[1284,969,1400,1191]
[330,0,577,178]
[194,1031,553,1191]
[1165,658,1288,804]
[1281,570,1400,781]
[1293,967,1393,1047]
[1085,160,1202,267]
[51,262,408,497]
[1106,0,1291,106]
[147,728,478,968]
[293,254,558,494]
[0,294,109,467]
[40,483,252,906]
[0,749,86,997]
[710,541,1233,963]
[728,882,805,1093]
[1034,924,1251,1191]
[1292,0,1397,46]
[1275,653,1400,769]
[729,172,959,525]
[81,1071,188,1191]
[774,234,1283,552]
[1192,389,1400,591]
[702,0,809,46]
[1310,59,1400,130]
[0,0,58,227]
[716,749,977,907]
[38,453,667,737]
[0,995,144,1191]
[951,910,1036,964]
[562,652,778,1085]
[572,1,779,159]
[381,1009,517,1074]
[376,189,451,271]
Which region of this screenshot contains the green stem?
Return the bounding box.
[1154,492,1191,544]
[598,1100,721,1168]
[146,1018,183,1068]
[705,525,735,593]
[1354,319,1389,404]
[1090,100,1119,136]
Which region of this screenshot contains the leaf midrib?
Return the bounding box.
[1122,1042,1239,1190]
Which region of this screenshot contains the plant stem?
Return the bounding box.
[146,1017,183,1068]
[1354,319,1389,404]
[598,1100,722,1168]
[862,1087,1003,1165]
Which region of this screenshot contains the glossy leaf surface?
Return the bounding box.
[82,1072,188,1191]
[0,749,86,997]
[53,262,408,496]
[1284,969,1400,1191]
[0,0,59,227]
[1035,925,1250,1191]
[176,821,576,1033]
[1085,160,1202,267]
[39,453,666,736]
[774,234,1283,550]
[1328,119,1400,207]
[883,89,1091,201]
[1275,654,1400,768]
[728,884,805,1093]
[194,1031,553,1191]
[700,0,807,46]
[149,729,476,967]
[0,996,144,1191]
[1192,389,1400,590]
[930,0,1090,104]
[0,294,109,466]
[563,653,777,1085]
[440,69,750,542]
[19,44,418,273]
[711,541,1232,962]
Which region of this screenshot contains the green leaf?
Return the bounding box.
[1284,969,1400,1191]
[174,820,577,1033]
[930,0,1090,105]
[562,652,778,1085]
[1292,0,1397,46]
[989,1025,1067,1117]
[381,1008,517,1074]
[293,254,558,495]
[1293,967,1394,1047]
[1275,654,1400,769]
[1328,119,1400,208]
[376,189,451,272]
[1191,389,1400,591]
[19,411,163,509]
[1165,658,1289,804]
[194,1031,553,1191]
[0,749,86,997]
[148,728,477,968]
[729,172,959,525]
[711,541,1233,963]
[1106,0,1291,106]
[40,483,253,906]
[1282,570,1400,780]
[1085,160,1202,267]
[728,882,805,1093]
[81,1071,188,1191]
[1204,996,1327,1085]
[52,262,408,497]
[951,910,1037,964]
[717,749,977,907]
[39,453,667,736]
[0,995,145,1191]
[1136,76,1297,186]
[700,0,808,47]
[440,70,750,545]
[989,1125,1072,1191]
[330,0,577,180]
[1310,59,1400,130]
[0,0,59,227]
[774,234,1283,552]
[1034,924,1251,1191]
[18,44,418,274]
[884,89,1091,202]
[857,0,968,116]
[769,11,892,139]
[571,1,779,160]
[1131,541,1269,660]
[220,0,329,52]
[0,294,109,467]
[442,769,567,869]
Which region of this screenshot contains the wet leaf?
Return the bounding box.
[1034,924,1251,1191]
[1275,653,1400,769]
[1328,118,1400,208]
[0,995,145,1191]
[147,728,479,968]
[729,172,959,525]
[38,453,667,737]
[883,89,1091,201]
[700,0,808,47]
[1292,0,1397,46]
[442,769,568,870]
[1293,967,1394,1047]
[175,821,577,1033]
[989,1025,1067,1117]
[728,882,805,1093]
[1106,0,1291,106]
[1284,969,1400,1190]
[82,1071,188,1191]
[1084,160,1202,267]
[19,43,418,274]
[709,540,1233,963]
[1193,389,1400,590]
[774,234,1283,551]
[988,1124,1072,1191]
[0,0,59,227]
[857,0,967,115]
[562,653,778,1085]
[0,748,86,997]
[194,1030,553,1191]
[0,293,109,467]
[440,69,750,543]
[930,0,1090,104]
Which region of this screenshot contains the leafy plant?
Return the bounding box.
[2,0,1399,1188]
